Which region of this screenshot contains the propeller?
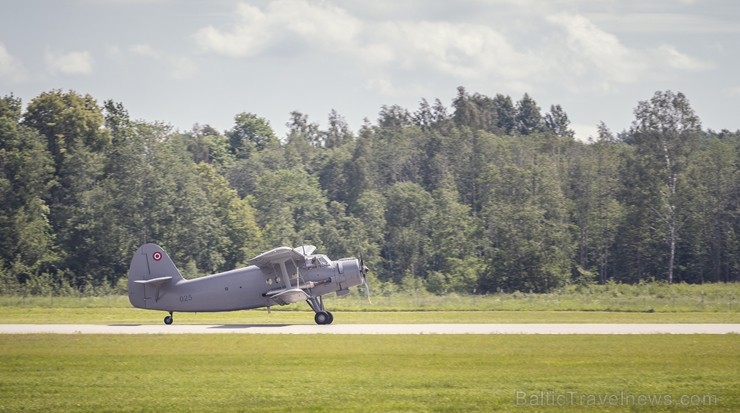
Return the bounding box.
[359,252,372,304]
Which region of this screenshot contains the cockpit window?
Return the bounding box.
[309,255,331,267]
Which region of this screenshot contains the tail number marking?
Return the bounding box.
[179,294,192,302]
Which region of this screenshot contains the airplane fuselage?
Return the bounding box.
[139,263,354,312]
[127,243,366,324]
[141,266,268,312]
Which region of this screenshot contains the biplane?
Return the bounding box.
[128,243,368,325]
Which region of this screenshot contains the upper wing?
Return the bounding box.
[248,245,316,269]
[297,245,316,256]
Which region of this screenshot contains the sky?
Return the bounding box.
[1,0,739,140]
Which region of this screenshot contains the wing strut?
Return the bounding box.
[278,261,291,288]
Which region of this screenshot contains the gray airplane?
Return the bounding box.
[128,243,368,325]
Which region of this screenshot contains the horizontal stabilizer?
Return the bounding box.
[134,276,173,286]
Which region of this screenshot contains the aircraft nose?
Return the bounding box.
[349,258,364,286]
[353,257,369,283]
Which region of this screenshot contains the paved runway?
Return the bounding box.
[0,323,738,334]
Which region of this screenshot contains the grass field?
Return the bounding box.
[3,282,739,313]
[0,334,737,412]
[1,282,738,324]
[1,284,737,412]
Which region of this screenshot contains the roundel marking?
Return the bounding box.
[152,251,163,261]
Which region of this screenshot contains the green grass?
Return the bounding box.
[0,335,737,412]
[352,282,740,313]
[3,282,738,312]
[1,282,738,324]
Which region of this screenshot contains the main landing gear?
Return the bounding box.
[314,311,334,325]
[307,296,334,325]
[164,312,174,325]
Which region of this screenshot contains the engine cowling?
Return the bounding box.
[333,258,364,292]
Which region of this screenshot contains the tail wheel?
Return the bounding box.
[164,313,173,325]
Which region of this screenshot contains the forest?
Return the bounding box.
[1,87,738,296]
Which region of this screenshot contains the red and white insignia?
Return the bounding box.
[152,251,163,261]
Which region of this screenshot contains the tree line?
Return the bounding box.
[1,87,738,295]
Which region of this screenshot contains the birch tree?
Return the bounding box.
[629,91,701,283]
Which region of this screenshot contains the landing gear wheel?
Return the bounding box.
[314,311,333,325]
[326,311,334,324]
[164,314,173,325]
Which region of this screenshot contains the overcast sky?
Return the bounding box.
[1,0,738,140]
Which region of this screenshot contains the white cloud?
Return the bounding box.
[193,3,269,57]
[363,75,430,99]
[0,43,28,82]
[130,43,161,59]
[375,20,541,81]
[364,77,396,96]
[169,56,197,80]
[590,10,740,34]
[122,43,197,80]
[45,49,93,75]
[193,1,361,58]
[190,1,728,107]
[547,12,646,89]
[193,1,542,83]
[543,11,721,94]
[655,44,713,71]
[279,0,361,49]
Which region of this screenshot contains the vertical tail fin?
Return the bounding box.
[127,243,184,308]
